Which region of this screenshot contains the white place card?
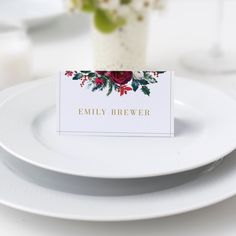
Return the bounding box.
[58,71,174,137]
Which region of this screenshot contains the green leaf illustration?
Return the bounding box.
[143,72,157,83]
[114,84,120,91]
[88,72,96,78]
[72,73,83,80]
[106,79,113,96]
[80,71,90,74]
[92,84,102,92]
[141,86,150,96]
[131,79,139,92]
[139,79,149,85]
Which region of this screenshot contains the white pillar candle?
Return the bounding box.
[0,24,32,90]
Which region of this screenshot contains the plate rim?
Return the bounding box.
[0,148,236,221]
[1,188,235,222]
[1,78,236,179]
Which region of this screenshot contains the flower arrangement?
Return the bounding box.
[65,70,165,96]
[69,0,165,33]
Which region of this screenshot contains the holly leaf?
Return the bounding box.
[143,72,157,83]
[141,86,150,96]
[88,72,96,78]
[72,73,83,80]
[131,79,139,92]
[139,79,149,85]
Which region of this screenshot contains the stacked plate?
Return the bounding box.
[1,77,236,221]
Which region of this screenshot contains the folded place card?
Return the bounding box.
[58,70,174,137]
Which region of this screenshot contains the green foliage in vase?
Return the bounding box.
[94,8,126,33]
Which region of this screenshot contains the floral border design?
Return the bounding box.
[65,71,166,96]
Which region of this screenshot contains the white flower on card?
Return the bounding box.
[133,71,144,80]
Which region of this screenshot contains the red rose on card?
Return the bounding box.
[107,71,133,85]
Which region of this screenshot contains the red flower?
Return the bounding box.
[65,71,74,77]
[108,71,133,85]
[95,77,104,85]
[118,85,132,96]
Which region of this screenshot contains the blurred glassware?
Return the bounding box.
[0,21,32,90]
[182,0,236,74]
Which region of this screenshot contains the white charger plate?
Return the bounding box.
[0,147,229,222]
[0,81,236,222]
[0,78,236,178]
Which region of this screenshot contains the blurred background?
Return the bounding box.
[0,0,236,96]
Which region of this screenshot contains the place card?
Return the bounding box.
[58,71,174,137]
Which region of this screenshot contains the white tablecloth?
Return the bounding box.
[1,0,236,235]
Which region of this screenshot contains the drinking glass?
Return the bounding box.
[182,0,236,74]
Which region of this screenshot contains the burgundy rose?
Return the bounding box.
[108,71,133,85]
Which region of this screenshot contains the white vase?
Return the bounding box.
[92,13,149,70]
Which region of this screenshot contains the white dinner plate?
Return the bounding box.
[0,81,236,222]
[0,78,236,178]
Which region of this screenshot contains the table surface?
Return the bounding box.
[1,0,236,235]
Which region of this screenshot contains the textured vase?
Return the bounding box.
[92,13,149,70]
